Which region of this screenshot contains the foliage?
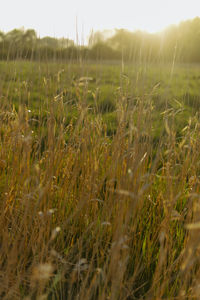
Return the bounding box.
[1,17,200,62]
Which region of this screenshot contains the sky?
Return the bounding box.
[1,0,200,43]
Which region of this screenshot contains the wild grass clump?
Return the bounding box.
[1,61,200,299]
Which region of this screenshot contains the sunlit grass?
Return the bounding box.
[1,60,200,299]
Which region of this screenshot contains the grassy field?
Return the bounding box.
[1,61,200,136]
[1,60,200,299]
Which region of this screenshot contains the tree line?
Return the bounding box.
[1,17,200,62]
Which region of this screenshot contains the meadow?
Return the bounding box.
[1,59,200,299]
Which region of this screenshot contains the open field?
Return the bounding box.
[1,60,200,299]
[1,61,200,136]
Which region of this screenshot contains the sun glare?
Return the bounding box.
[0,0,199,40]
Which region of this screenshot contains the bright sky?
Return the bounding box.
[1,0,199,42]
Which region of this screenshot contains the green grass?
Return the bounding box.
[1,60,200,299]
[1,61,199,133]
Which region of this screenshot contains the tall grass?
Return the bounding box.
[1,59,200,299]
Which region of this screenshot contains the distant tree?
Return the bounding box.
[23,29,37,44]
[88,30,114,47]
[107,29,157,61]
[0,31,4,42]
[38,36,59,48]
[1,17,200,62]
[88,31,106,47]
[5,28,24,44]
[58,38,74,48]
[185,17,200,62]
[90,42,120,60]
